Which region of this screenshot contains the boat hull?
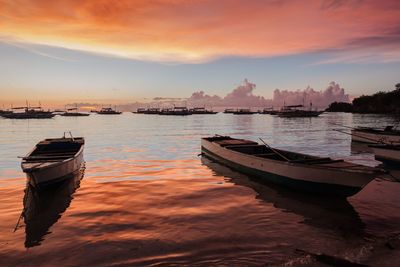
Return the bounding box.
[23,149,84,188]
[370,145,400,166]
[201,139,376,197]
[351,129,400,144]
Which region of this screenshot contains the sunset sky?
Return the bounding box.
[1,0,400,105]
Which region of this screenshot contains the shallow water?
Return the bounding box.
[0,112,399,266]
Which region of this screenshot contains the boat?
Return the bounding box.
[159,106,192,115]
[277,105,323,118]
[97,107,122,115]
[189,107,218,114]
[60,107,90,117]
[201,136,382,197]
[232,108,257,115]
[21,133,85,188]
[259,107,278,115]
[223,108,237,114]
[2,106,54,119]
[351,126,400,144]
[0,109,13,116]
[369,144,400,166]
[134,108,147,114]
[133,108,160,114]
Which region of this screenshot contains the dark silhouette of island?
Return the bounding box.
[326,83,400,114]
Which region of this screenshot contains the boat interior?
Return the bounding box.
[24,138,84,162]
[204,136,377,170]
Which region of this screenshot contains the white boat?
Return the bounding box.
[201,136,382,197]
[369,144,400,166]
[351,126,400,144]
[21,134,84,188]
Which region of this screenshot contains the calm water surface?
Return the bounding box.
[0,113,400,266]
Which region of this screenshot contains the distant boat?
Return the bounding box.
[233,108,257,115]
[159,106,192,115]
[369,144,400,166]
[259,107,278,115]
[223,108,237,114]
[201,136,382,197]
[277,105,323,118]
[60,107,90,117]
[2,106,54,119]
[189,107,218,114]
[0,109,13,116]
[21,134,85,188]
[97,107,122,115]
[351,126,400,144]
[133,108,160,114]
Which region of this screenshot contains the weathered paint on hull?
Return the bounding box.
[202,146,361,197]
[24,150,84,188]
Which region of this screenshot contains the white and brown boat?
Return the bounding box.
[201,136,382,197]
[351,126,400,144]
[21,134,84,188]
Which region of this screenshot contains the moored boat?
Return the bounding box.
[21,134,85,188]
[351,126,400,144]
[369,144,400,166]
[277,105,323,117]
[60,107,90,117]
[189,107,218,114]
[159,106,192,115]
[201,136,382,197]
[223,108,237,114]
[97,107,122,114]
[232,108,257,115]
[2,106,54,119]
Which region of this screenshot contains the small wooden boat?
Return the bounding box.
[21,134,84,188]
[351,126,400,144]
[369,144,400,166]
[201,136,382,197]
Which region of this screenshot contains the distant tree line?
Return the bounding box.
[326,83,400,114]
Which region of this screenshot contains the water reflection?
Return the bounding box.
[23,165,85,248]
[201,157,365,238]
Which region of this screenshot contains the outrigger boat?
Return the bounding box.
[2,106,54,119]
[233,108,257,115]
[21,133,84,188]
[159,106,192,115]
[189,107,218,114]
[60,107,90,117]
[97,107,122,115]
[277,105,323,118]
[351,126,400,144]
[201,136,382,197]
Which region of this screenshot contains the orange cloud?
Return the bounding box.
[1,0,399,62]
